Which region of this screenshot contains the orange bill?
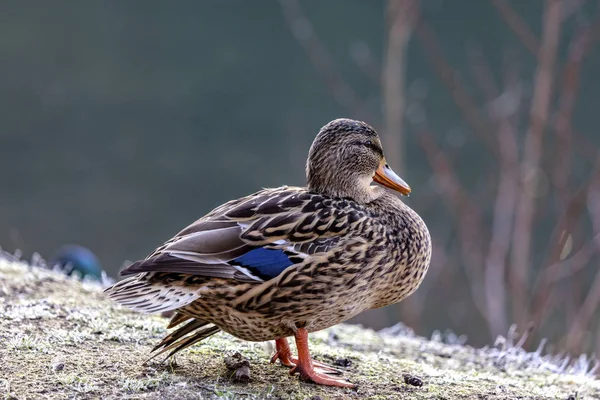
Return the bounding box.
[373,160,411,196]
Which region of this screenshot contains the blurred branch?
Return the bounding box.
[492,0,591,57]
[566,178,600,351]
[552,11,599,205]
[541,232,600,283]
[467,44,500,101]
[417,128,489,323]
[382,0,419,172]
[474,48,521,337]
[483,120,518,337]
[530,158,600,332]
[529,16,600,334]
[491,0,540,56]
[278,0,371,118]
[415,19,498,156]
[350,41,381,84]
[509,0,562,328]
[575,132,600,162]
[552,41,584,202]
[562,0,589,22]
[527,10,600,345]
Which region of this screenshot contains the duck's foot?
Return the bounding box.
[284,328,356,388]
[289,361,356,388]
[270,338,296,368]
[270,337,343,375]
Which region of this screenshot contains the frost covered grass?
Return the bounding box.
[1,252,599,399]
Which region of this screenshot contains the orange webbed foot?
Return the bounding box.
[271,330,355,388]
[270,338,296,368]
[289,361,355,388]
[270,337,343,375]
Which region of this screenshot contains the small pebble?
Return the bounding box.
[327,331,339,344]
[51,357,65,372]
[52,362,65,372]
[224,352,250,383]
[334,358,352,368]
[403,373,423,387]
[310,396,323,400]
[234,364,250,383]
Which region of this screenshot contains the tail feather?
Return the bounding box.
[152,319,211,352]
[104,275,201,314]
[167,312,194,329]
[147,320,221,363]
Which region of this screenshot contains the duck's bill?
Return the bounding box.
[373,162,411,196]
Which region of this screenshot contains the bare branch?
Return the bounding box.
[415,19,497,156]
[509,0,562,328]
[530,158,600,331]
[278,0,370,118]
[552,12,597,205]
[467,44,500,102]
[491,0,540,56]
[382,0,419,171]
[478,49,522,337]
[566,178,600,351]
[541,233,600,283]
[349,41,381,84]
[417,128,489,324]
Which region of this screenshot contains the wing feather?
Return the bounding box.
[117,187,364,284]
[164,226,242,254]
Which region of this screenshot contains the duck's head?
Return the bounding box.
[306,118,411,203]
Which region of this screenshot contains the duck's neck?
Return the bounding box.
[307,175,386,203]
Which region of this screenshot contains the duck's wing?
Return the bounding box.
[119,186,365,283]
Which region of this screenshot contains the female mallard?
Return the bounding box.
[105,118,431,388]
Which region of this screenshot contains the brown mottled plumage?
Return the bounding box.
[105,118,432,388]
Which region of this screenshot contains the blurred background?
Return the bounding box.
[2,0,600,357]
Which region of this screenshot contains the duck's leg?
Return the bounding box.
[288,328,355,388]
[270,338,296,367]
[270,337,343,375]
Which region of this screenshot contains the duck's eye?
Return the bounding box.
[351,139,375,148]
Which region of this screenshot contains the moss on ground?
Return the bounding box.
[1,258,598,399]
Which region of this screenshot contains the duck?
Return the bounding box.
[105,118,432,388]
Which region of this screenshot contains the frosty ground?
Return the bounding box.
[1,257,598,399]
